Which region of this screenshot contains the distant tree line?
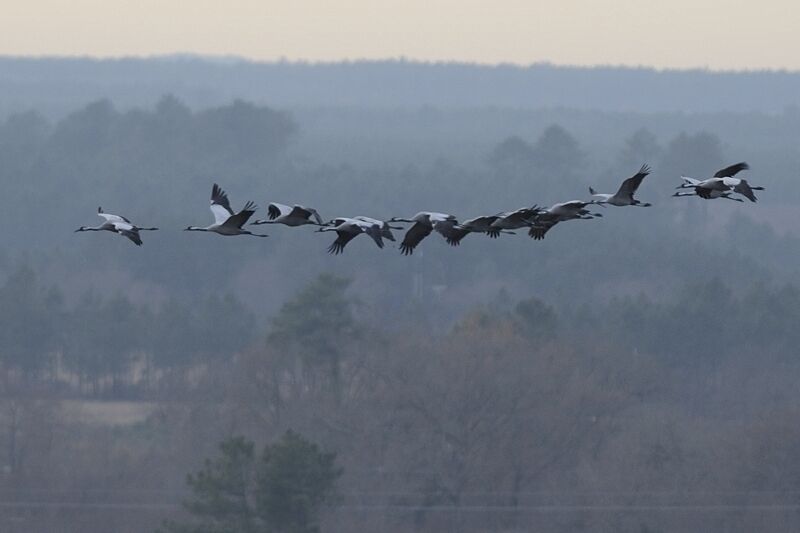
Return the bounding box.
[2,263,800,400]
[0,265,256,397]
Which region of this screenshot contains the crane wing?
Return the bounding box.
[400,221,433,255]
[111,222,143,246]
[714,162,749,178]
[616,164,651,199]
[327,226,361,255]
[210,184,235,224]
[733,179,758,202]
[528,219,558,240]
[224,201,258,229]
[363,224,385,249]
[267,203,291,220]
[438,223,470,246]
[306,207,324,225]
[97,207,131,224]
[289,205,322,224]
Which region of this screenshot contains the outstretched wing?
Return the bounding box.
[111,222,143,246]
[327,227,361,255]
[733,179,758,202]
[558,200,590,210]
[363,224,385,249]
[224,201,258,229]
[616,164,651,199]
[714,162,749,178]
[400,221,433,256]
[436,220,470,246]
[497,207,540,229]
[211,184,235,224]
[528,218,558,240]
[267,203,290,220]
[305,207,324,225]
[289,205,322,224]
[97,207,131,224]
[119,229,143,246]
[381,226,397,242]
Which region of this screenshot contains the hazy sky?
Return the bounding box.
[3,0,799,70]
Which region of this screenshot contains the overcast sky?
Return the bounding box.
[3,0,798,70]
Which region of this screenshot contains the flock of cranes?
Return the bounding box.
[76,162,764,252]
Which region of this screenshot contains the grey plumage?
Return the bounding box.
[75,207,158,246]
[185,183,267,237]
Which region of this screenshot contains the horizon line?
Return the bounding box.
[2,52,800,76]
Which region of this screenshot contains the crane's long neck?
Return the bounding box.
[185,226,208,231]
[250,219,275,226]
[75,226,104,232]
[138,227,159,231]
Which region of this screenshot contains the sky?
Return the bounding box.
[2,0,799,71]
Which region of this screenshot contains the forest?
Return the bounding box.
[1,58,800,532]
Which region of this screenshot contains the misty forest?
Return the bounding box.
[2,58,800,532]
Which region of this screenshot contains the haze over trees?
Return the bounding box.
[1,58,800,532]
[163,432,340,533]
